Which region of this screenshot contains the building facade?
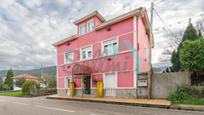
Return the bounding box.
[53,7,153,98]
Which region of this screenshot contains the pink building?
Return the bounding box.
[53,7,153,98]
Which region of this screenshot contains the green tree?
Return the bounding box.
[4,69,14,89]
[198,29,202,38]
[180,38,204,85]
[15,79,26,87]
[171,23,199,71]
[180,39,204,72]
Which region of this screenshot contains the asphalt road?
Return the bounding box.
[0,96,203,115]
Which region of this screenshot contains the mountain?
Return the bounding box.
[0,66,56,78]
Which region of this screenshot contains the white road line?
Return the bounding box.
[35,105,75,113]
[12,102,28,106]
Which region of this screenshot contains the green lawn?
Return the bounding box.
[0,91,24,97]
[173,98,204,105]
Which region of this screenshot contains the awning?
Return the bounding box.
[72,64,91,75]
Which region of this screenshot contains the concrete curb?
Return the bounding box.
[47,96,170,108]
[170,104,204,112]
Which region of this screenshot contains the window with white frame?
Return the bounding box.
[103,39,118,56]
[87,19,94,32]
[81,46,92,60]
[79,23,86,35]
[64,52,73,64]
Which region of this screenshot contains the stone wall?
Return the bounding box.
[151,72,190,99]
[57,89,66,96]
[115,89,137,98]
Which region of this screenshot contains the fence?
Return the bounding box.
[104,88,116,97]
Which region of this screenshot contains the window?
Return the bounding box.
[104,73,116,88]
[81,46,92,60]
[103,39,118,56]
[87,19,94,32]
[64,52,73,64]
[79,24,86,35]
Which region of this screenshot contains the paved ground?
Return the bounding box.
[48,95,171,107]
[0,96,203,115]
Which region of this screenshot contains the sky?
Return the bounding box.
[0,0,203,70]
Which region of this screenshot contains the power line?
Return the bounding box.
[153,8,178,39]
[147,0,165,11]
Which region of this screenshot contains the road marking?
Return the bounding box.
[35,105,75,113]
[12,102,28,106]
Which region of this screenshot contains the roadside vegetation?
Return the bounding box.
[168,85,204,105]
[0,91,24,97]
[167,22,204,105]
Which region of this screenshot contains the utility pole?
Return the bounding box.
[148,1,154,99]
[41,64,44,79]
[150,2,154,31]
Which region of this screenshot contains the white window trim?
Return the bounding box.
[101,37,119,56]
[80,45,93,61]
[87,19,94,32]
[103,72,118,89]
[79,23,86,35]
[64,51,74,64]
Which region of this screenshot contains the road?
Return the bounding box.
[0,96,203,115]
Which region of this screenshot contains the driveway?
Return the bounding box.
[0,96,203,115]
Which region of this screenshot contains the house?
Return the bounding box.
[53,7,153,98]
[12,74,39,91]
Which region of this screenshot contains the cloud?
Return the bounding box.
[0,0,203,70]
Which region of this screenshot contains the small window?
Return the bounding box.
[79,24,86,35]
[103,39,118,56]
[87,19,94,32]
[64,52,73,64]
[81,46,92,60]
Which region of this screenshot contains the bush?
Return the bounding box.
[168,85,204,104]
[2,84,11,90]
[22,80,40,96]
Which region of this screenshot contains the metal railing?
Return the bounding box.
[104,88,116,97]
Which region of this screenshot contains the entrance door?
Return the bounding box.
[66,78,71,95]
[104,73,116,97]
[83,75,91,94]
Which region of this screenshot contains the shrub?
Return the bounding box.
[22,80,40,96]
[2,84,11,90]
[168,85,204,104]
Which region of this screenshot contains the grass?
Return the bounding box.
[0,91,24,97]
[172,98,204,105]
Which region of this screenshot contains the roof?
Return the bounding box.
[52,35,78,47]
[12,74,38,79]
[53,7,153,47]
[95,7,144,30]
[73,11,105,25]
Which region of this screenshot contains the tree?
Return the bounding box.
[198,29,202,38]
[171,22,200,72]
[4,69,14,89]
[171,50,181,72]
[180,39,204,84]
[15,79,26,87]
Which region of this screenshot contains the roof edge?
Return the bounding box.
[52,35,78,47]
[74,11,105,25]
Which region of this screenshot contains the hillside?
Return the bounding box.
[0,66,56,78]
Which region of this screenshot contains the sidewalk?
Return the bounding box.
[47,95,171,108]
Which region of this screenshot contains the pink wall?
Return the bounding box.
[137,18,151,73]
